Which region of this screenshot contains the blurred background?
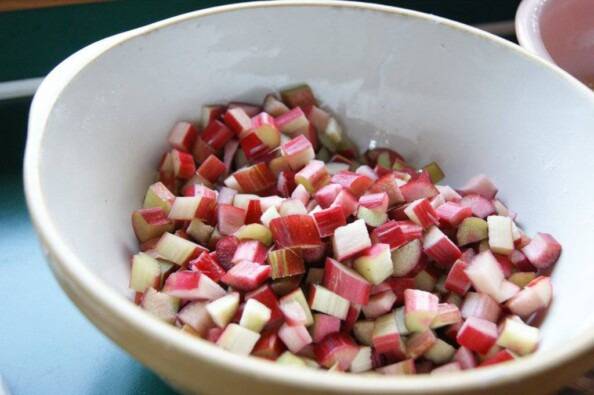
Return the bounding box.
[0,1,589,395]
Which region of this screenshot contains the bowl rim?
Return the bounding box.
[515,0,554,62]
[24,0,594,392]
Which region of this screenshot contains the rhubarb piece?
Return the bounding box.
[216,323,260,355]
[507,276,552,318]
[231,240,267,264]
[372,313,407,360]
[314,184,342,208]
[132,208,174,243]
[217,187,237,206]
[221,260,271,291]
[479,349,516,367]
[371,220,408,251]
[357,192,389,226]
[163,271,225,300]
[281,135,315,171]
[217,204,246,235]
[267,248,305,279]
[458,175,498,199]
[422,162,445,183]
[457,217,488,247]
[414,269,438,292]
[353,320,375,346]
[456,316,498,354]
[406,329,437,359]
[400,172,439,202]
[252,330,286,360]
[508,272,537,288]
[276,352,307,366]
[362,290,397,319]
[314,333,359,370]
[460,292,501,323]
[291,184,310,206]
[312,314,341,343]
[423,226,461,268]
[275,107,309,135]
[376,359,416,375]
[155,232,205,265]
[356,165,379,181]
[170,149,196,179]
[239,130,270,160]
[223,107,252,135]
[353,244,393,285]
[281,84,317,108]
[234,223,272,246]
[487,215,514,255]
[269,215,321,248]
[168,121,198,152]
[331,171,373,198]
[391,239,424,277]
[308,284,350,320]
[369,173,405,206]
[277,323,312,353]
[313,206,347,238]
[459,194,496,218]
[143,182,175,214]
[350,346,373,373]
[464,250,506,302]
[323,257,372,304]
[141,288,179,323]
[431,303,462,328]
[454,346,477,370]
[332,219,372,261]
[197,154,226,183]
[404,198,439,228]
[263,94,289,116]
[243,199,263,225]
[404,289,439,332]
[295,160,330,193]
[424,338,456,364]
[189,252,226,283]
[201,119,234,150]
[279,300,308,326]
[199,104,225,128]
[521,233,562,269]
[436,202,472,227]
[228,102,261,117]
[260,206,281,227]
[271,276,304,297]
[178,301,214,336]
[280,288,314,326]
[279,198,308,216]
[246,285,284,328]
[186,219,214,245]
[215,235,240,269]
[206,292,240,327]
[251,112,281,149]
[444,259,471,295]
[497,318,539,356]
[169,190,216,222]
[331,189,359,218]
[232,163,275,193]
[130,253,161,292]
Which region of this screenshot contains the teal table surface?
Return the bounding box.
[0,98,175,395]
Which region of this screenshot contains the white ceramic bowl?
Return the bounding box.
[24,2,594,394]
[516,0,594,87]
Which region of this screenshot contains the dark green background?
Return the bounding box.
[0,0,520,82]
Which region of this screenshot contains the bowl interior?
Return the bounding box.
[540,0,594,87]
[32,2,594,373]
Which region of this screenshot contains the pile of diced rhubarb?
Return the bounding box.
[130,84,562,375]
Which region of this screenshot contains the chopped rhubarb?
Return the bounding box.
[131,87,561,374]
